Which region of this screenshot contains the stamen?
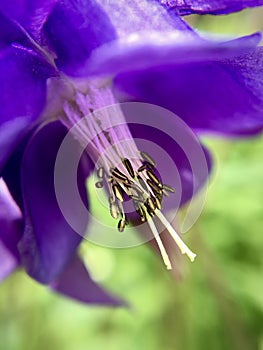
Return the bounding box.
[155,197,162,210]
[118,218,126,232]
[137,164,147,172]
[146,197,156,212]
[117,201,126,221]
[147,179,162,195]
[146,169,161,186]
[162,189,169,197]
[110,202,119,219]
[124,182,143,194]
[162,184,175,193]
[135,204,147,222]
[61,82,196,268]
[129,194,142,201]
[156,210,196,262]
[147,218,172,270]
[109,195,115,204]
[137,175,149,192]
[111,167,129,182]
[94,150,196,266]
[107,176,113,184]
[112,183,124,202]
[140,151,156,167]
[122,158,135,178]
[95,181,103,188]
[97,167,104,179]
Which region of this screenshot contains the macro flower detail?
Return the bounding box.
[1,0,263,304]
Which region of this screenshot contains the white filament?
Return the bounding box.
[147,218,172,270]
[156,210,196,262]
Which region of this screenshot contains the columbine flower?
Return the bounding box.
[1,0,263,303]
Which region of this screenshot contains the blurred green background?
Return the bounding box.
[1,9,263,350]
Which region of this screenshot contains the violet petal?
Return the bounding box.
[0,1,57,38]
[95,0,192,36]
[80,30,260,78]
[115,46,263,135]
[161,0,263,15]
[0,45,56,172]
[0,11,29,49]
[0,118,29,174]
[0,45,54,122]
[51,254,121,306]
[43,0,192,77]
[43,0,117,75]
[0,179,22,281]
[18,121,92,284]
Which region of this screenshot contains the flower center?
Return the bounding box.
[61,79,196,269]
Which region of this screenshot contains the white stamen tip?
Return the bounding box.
[188,253,197,262]
[156,210,197,263]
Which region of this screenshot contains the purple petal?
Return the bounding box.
[94,0,192,35]
[161,0,263,15]
[18,121,93,284]
[51,254,121,305]
[114,41,263,135]
[0,11,28,49]
[0,45,52,122]
[84,30,260,78]
[0,179,22,281]
[43,0,192,77]
[0,118,29,174]
[0,1,57,38]
[43,0,117,75]
[0,45,56,172]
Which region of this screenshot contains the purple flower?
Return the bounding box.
[1,0,263,304]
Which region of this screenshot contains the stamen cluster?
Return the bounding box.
[62,87,196,269]
[95,151,175,232]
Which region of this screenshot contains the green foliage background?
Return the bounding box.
[1,8,263,350]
